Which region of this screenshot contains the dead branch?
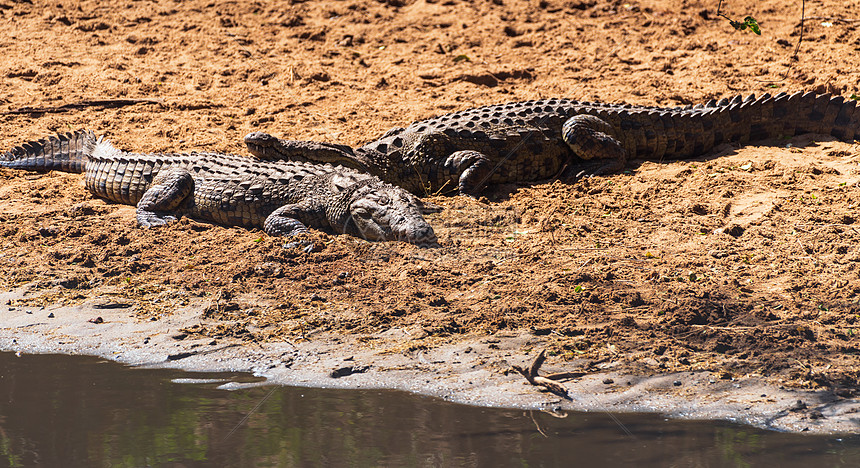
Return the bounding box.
[512,349,572,399]
[4,98,164,115]
[528,348,546,378]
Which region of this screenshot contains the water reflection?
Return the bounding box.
[0,352,857,467]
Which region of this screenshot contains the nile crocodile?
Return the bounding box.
[245,91,859,196]
[1,131,437,246]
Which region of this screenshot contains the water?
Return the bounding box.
[0,352,857,467]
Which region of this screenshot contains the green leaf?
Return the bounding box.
[453,54,471,63]
[574,285,583,293]
[850,94,860,101]
[727,16,761,35]
[744,16,761,35]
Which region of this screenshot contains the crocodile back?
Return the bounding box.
[83,138,341,205]
[402,92,858,162]
[357,91,859,194]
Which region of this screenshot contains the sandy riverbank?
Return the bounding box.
[2,0,859,434]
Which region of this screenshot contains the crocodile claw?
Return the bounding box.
[136,212,178,228]
[283,239,320,253]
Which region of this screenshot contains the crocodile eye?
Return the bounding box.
[377,196,390,205]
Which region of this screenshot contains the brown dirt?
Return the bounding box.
[2,0,860,412]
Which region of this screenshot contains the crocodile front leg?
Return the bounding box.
[263,200,323,237]
[136,168,194,227]
[264,201,327,252]
[561,114,627,176]
[444,150,492,196]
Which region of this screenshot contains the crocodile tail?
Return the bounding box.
[768,91,859,142]
[0,130,97,173]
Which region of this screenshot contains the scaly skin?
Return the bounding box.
[245,91,859,195]
[1,130,437,246]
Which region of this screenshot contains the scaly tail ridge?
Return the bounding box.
[770,91,859,142]
[1,130,97,173]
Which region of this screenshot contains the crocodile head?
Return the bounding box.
[342,180,438,247]
[243,131,371,171]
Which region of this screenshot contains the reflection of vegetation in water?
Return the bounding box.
[228,391,394,466]
[80,381,528,466]
[232,392,300,467]
[94,400,209,467]
[77,382,397,466]
[0,428,23,468]
[715,427,762,468]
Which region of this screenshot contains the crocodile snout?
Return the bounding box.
[402,221,438,247]
[243,132,277,147]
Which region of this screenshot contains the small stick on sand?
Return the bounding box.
[512,350,572,399]
[4,98,164,114]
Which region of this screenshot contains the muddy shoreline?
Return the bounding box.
[2,286,857,434]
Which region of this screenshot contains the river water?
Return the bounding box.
[0,352,857,467]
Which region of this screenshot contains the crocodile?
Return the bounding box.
[245,91,859,196]
[1,130,438,246]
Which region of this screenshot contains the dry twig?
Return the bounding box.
[512,350,573,399]
[4,98,164,115]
